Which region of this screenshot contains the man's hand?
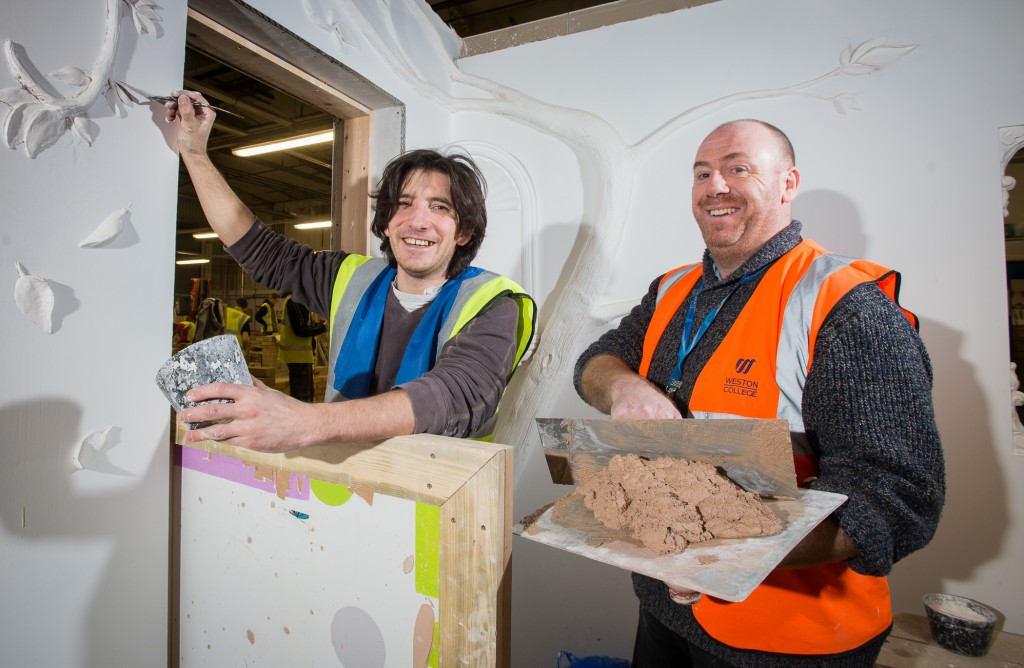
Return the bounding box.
[667,585,701,605]
[164,89,255,246]
[608,374,681,419]
[180,379,317,453]
[579,354,682,419]
[166,90,216,157]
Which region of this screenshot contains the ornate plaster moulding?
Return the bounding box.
[1000,125,1024,218]
[0,0,162,158]
[443,140,538,296]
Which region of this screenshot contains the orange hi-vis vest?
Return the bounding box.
[639,240,917,655]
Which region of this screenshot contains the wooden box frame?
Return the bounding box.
[174,423,512,667]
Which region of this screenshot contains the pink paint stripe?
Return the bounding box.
[179,445,310,500]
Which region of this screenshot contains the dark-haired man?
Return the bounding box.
[575,119,944,666]
[168,91,535,453]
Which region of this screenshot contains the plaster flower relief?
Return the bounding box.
[0,0,162,157]
[79,206,129,248]
[304,0,918,479]
[14,262,55,334]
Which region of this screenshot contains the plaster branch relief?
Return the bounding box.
[0,0,162,157]
[306,0,917,479]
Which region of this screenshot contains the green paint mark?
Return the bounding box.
[429,620,439,668]
[310,479,352,506]
[415,502,440,598]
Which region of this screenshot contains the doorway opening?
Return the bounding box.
[169,2,403,660]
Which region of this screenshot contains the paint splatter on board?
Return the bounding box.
[246,629,255,645]
[331,606,385,667]
[412,603,435,668]
[403,555,414,574]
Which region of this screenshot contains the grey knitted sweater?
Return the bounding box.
[573,222,945,666]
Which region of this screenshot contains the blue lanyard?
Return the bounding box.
[665,265,768,396]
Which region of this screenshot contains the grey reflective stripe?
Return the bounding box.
[324,258,389,403]
[689,410,815,457]
[774,252,855,433]
[435,269,502,356]
[475,412,499,439]
[655,264,701,302]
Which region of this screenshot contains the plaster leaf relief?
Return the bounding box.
[305,0,916,478]
[14,262,55,334]
[79,206,129,248]
[49,66,92,87]
[839,39,916,74]
[73,425,114,470]
[0,0,163,157]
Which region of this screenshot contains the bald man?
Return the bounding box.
[575,119,945,667]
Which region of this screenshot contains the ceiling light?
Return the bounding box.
[232,130,334,157]
[176,258,210,265]
[192,231,218,239]
[294,220,332,230]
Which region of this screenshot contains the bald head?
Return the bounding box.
[690,119,801,277]
[710,119,795,169]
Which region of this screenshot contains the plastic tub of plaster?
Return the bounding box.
[922,593,998,657]
[155,334,252,429]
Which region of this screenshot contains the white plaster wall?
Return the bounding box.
[456,0,1024,663]
[0,1,456,666]
[0,1,188,665]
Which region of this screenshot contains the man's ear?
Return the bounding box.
[781,166,800,204]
